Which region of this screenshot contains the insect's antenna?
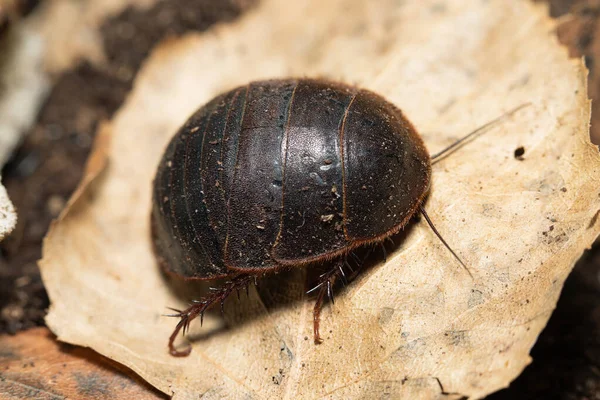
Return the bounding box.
[431,103,531,165]
[419,205,473,279]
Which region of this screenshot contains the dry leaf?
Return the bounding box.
[40,0,600,399]
[0,327,166,399]
[0,181,16,240]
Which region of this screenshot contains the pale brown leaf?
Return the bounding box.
[40,0,600,399]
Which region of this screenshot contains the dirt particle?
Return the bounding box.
[514,146,526,160]
[320,214,334,222]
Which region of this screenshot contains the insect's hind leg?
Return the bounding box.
[308,258,349,344]
[166,272,256,357]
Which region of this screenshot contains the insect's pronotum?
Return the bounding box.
[151,78,527,357]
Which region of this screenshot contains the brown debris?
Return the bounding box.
[0,327,166,400]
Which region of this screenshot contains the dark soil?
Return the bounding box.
[0,0,598,399]
[0,0,41,36]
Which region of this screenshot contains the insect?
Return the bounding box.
[151,78,526,356]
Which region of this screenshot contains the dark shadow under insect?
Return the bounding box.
[151,78,529,357]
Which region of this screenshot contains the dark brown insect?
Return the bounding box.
[152,78,525,356]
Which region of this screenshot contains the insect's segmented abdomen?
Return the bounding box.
[224,80,298,269]
[152,87,248,279]
[270,80,355,264]
[342,90,430,240]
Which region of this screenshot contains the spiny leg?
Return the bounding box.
[308,248,379,344]
[309,259,346,344]
[349,251,361,268]
[343,248,371,282]
[166,273,256,357]
[380,242,388,263]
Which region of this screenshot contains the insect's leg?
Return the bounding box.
[345,252,365,281]
[310,259,345,344]
[165,273,256,357]
[380,242,388,263]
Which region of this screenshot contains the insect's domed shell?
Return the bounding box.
[332,88,432,245]
[151,79,431,280]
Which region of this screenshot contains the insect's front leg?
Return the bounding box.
[166,272,256,357]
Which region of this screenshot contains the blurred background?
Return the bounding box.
[0,0,598,398]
